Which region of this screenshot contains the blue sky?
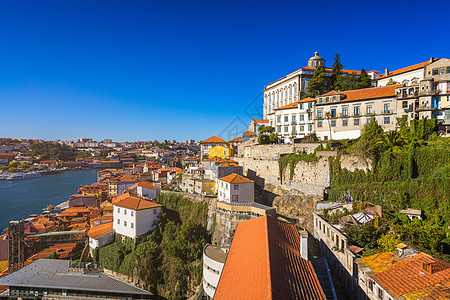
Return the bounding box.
[0,0,449,142]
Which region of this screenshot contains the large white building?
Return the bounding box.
[113,193,163,239]
[267,97,316,143]
[263,52,365,119]
[217,173,254,203]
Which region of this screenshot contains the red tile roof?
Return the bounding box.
[370,253,450,298]
[113,193,162,211]
[87,222,113,239]
[228,137,242,143]
[242,131,255,136]
[219,173,253,184]
[200,136,228,144]
[137,180,157,190]
[214,215,326,300]
[317,84,403,104]
[379,61,430,78]
[252,119,269,123]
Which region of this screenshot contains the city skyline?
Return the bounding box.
[0,0,449,142]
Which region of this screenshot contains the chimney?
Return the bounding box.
[385,68,389,76]
[300,230,308,260]
[430,57,434,63]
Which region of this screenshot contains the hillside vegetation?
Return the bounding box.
[98,192,209,299]
[327,117,450,258]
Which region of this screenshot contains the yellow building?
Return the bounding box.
[209,145,233,159]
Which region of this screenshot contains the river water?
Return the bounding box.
[0,169,100,230]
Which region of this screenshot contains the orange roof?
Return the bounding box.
[370,253,450,298]
[252,119,269,123]
[274,100,300,110]
[242,131,255,136]
[87,222,113,239]
[214,215,326,300]
[379,61,430,78]
[219,173,253,184]
[113,193,162,211]
[217,162,240,167]
[322,90,342,96]
[200,136,228,144]
[92,214,113,223]
[228,136,242,142]
[137,180,157,190]
[317,84,402,104]
[203,156,227,162]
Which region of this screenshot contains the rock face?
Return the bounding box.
[265,184,323,233]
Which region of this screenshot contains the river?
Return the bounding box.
[0,169,100,230]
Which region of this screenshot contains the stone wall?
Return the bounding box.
[212,209,253,246]
[340,154,372,172]
[237,142,326,159]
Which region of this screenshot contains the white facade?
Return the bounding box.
[218,179,254,203]
[113,205,161,239]
[203,245,227,299]
[88,231,115,249]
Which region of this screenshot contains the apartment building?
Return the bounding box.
[314,85,400,140]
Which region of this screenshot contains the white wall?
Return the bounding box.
[113,205,161,239]
[218,180,254,203]
[377,68,424,86]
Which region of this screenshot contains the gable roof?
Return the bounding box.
[87,222,113,240]
[219,173,253,184]
[200,136,228,144]
[113,193,162,211]
[317,84,402,104]
[379,61,430,78]
[228,137,242,143]
[243,131,255,136]
[214,215,326,300]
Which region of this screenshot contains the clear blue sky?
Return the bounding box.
[1,0,448,142]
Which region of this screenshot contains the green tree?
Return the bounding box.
[329,53,343,90]
[356,68,372,89]
[306,65,328,97]
[351,117,384,162]
[375,130,407,152]
[48,251,60,259]
[258,126,277,145]
[337,72,359,91]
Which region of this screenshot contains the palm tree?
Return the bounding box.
[306,108,312,137]
[325,111,332,141]
[375,130,407,152]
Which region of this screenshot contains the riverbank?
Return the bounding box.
[0,168,101,230]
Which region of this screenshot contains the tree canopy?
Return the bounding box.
[306,65,328,97]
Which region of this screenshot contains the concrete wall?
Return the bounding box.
[203,245,225,299]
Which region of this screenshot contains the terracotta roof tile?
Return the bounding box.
[317,84,402,105]
[113,193,162,211]
[214,215,326,300]
[228,137,243,143]
[87,222,113,239]
[379,61,430,78]
[243,131,255,136]
[200,136,228,144]
[252,119,269,123]
[219,173,253,184]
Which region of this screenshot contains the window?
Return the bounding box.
[384,103,390,113]
[124,220,127,227]
[234,184,239,190]
[300,115,304,121]
[300,125,305,131]
[124,209,127,216]
[131,211,134,217]
[308,124,313,131]
[277,126,281,133]
[331,109,336,117]
[289,87,292,95]
[354,106,360,116]
[224,150,227,155]
[333,96,336,102]
[367,118,372,124]
[317,110,323,118]
[153,209,157,215]
[354,119,360,126]
[342,107,348,116]
[331,120,336,127]
[292,115,296,122]
[117,219,120,225]
[131,223,134,229]
[440,67,445,74]
[232,195,238,202]
[284,126,288,132]
[378,287,384,299]
[277,116,281,123]
[300,103,304,109]
[325,97,329,103]
[317,121,322,128]
[432,68,438,75]
[402,101,408,108]
[384,117,390,124]
[446,66,450,74]
[294,86,298,94]
[319,98,323,104]
[308,102,313,109]
[366,105,373,114]
[284,116,288,122]
[343,119,348,126]
[152,220,157,226]
[117,208,120,213]
[308,114,312,120]
[368,280,374,292]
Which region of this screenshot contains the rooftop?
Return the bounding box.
[214,215,326,300]
[200,136,228,144]
[219,173,253,184]
[0,259,152,296]
[204,244,227,263]
[113,193,162,211]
